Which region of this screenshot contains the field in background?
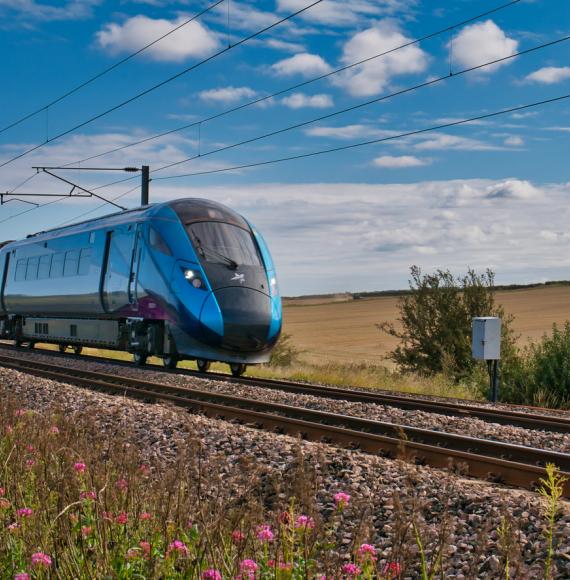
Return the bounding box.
[282,284,570,366]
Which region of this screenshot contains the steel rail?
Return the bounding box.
[0,353,568,496]
[1,342,568,434]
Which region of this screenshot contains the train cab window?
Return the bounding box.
[38,255,51,280]
[26,256,39,280]
[15,259,26,281]
[89,232,95,244]
[64,250,80,277]
[50,253,65,278]
[149,227,172,256]
[78,248,92,275]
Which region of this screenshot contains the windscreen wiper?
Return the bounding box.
[190,232,238,269]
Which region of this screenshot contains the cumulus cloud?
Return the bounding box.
[96,15,219,61]
[271,53,331,77]
[265,38,306,53]
[305,124,399,139]
[281,93,333,109]
[373,155,430,168]
[0,0,101,22]
[451,20,518,72]
[332,20,429,97]
[485,179,541,200]
[414,133,503,151]
[525,66,570,84]
[199,86,257,104]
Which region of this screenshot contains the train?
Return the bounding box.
[0,198,282,376]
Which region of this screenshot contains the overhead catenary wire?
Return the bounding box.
[0,0,325,172]
[0,0,226,138]
[153,92,570,180]
[64,0,524,167]
[150,32,570,175]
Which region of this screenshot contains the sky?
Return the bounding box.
[0,0,569,296]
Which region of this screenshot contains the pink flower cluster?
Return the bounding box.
[139,512,152,521]
[73,462,86,474]
[17,508,33,518]
[240,559,257,579]
[342,563,361,577]
[167,540,189,558]
[334,491,351,509]
[357,543,377,562]
[256,524,274,542]
[80,490,97,501]
[116,478,128,491]
[49,425,60,435]
[295,515,315,530]
[31,552,52,568]
[232,530,245,544]
[202,570,222,580]
[14,574,29,580]
[384,561,402,577]
[115,511,128,525]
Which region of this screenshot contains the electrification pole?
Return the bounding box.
[141,165,150,206]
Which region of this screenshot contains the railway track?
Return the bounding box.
[1,341,569,434]
[1,352,569,496]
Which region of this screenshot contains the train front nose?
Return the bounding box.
[200,287,272,351]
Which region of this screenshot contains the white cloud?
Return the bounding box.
[504,136,524,147]
[96,15,219,62]
[265,38,306,53]
[281,93,333,109]
[485,179,541,200]
[0,0,100,22]
[271,53,331,77]
[451,20,518,72]
[525,66,570,84]
[414,133,503,151]
[305,124,399,139]
[333,20,429,97]
[199,86,257,104]
[373,155,430,168]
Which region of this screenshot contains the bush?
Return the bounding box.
[268,333,300,367]
[378,266,517,382]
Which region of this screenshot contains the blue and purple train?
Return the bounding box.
[0,198,282,376]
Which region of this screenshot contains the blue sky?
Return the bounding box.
[1,0,570,295]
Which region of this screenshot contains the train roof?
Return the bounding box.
[0,198,247,250]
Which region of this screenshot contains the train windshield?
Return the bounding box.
[187,222,262,268]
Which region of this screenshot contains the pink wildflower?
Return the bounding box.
[14,574,29,580]
[25,459,35,468]
[167,540,189,557]
[295,515,315,530]
[139,512,152,521]
[49,425,60,435]
[202,570,222,580]
[240,559,258,576]
[15,409,27,417]
[17,508,32,518]
[0,487,4,496]
[7,522,19,531]
[341,563,361,577]
[256,524,274,542]
[384,562,402,577]
[334,492,351,509]
[279,562,293,571]
[116,478,128,491]
[31,553,52,568]
[80,490,97,501]
[138,464,151,476]
[81,526,92,538]
[115,511,128,525]
[26,445,35,453]
[73,462,86,474]
[357,543,377,561]
[231,530,245,544]
[140,541,151,559]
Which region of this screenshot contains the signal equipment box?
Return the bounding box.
[472,317,501,360]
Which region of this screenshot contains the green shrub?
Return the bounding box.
[267,333,301,367]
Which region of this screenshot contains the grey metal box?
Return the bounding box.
[472,317,501,360]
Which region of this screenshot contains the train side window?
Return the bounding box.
[64,249,80,277]
[78,248,92,275]
[15,259,26,281]
[26,256,39,280]
[38,255,51,279]
[50,253,65,278]
[149,227,172,256]
[89,232,96,244]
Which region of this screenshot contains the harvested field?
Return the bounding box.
[283,284,570,365]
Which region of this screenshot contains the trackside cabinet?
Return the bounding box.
[472,317,501,402]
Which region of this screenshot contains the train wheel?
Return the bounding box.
[59,344,67,353]
[163,355,178,369]
[14,340,23,348]
[229,363,246,377]
[196,359,211,373]
[73,346,83,355]
[27,342,35,350]
[133,352,147,366]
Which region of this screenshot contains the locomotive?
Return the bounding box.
[0,198,282,376]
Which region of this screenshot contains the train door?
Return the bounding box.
[128,225,142,304]
[0,251,9,312]
[102,227,136,312]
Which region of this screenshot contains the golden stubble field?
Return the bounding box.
[282,285,570,365]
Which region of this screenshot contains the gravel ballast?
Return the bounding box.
[1,364,569,578]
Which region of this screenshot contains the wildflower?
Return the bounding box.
[279,562,293,571]
[202,570,222,580]
[357,543,377,561]
[49,425,60,435]
[25,459,35,468]
[73,462,86,474]
[334,492,351,510]
[6,425,14,434]
[231,530,245,544]
[17,508,33,518]
[139,512,152,521]
[167,540,189,557]
[15,409,27,417]
[14,574,29,580]
[0,487,4,496]
[240,559,258,578]
[116,478,128,491]
[383,562,402,577]
[341,563,361,577]
[256,524,274,542]
[7,522,19,532]
[80,490,97,501]
[140,541,151,558]
[26,445,35,453]
[116,511,128,525]
[31,553,52,568]
[138,464,151,476]
[81,526,92,538]
[295,515,315,530]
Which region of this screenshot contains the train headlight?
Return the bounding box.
[183,269,205,289]
[270,276,278,295]
[184,269,195,280]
